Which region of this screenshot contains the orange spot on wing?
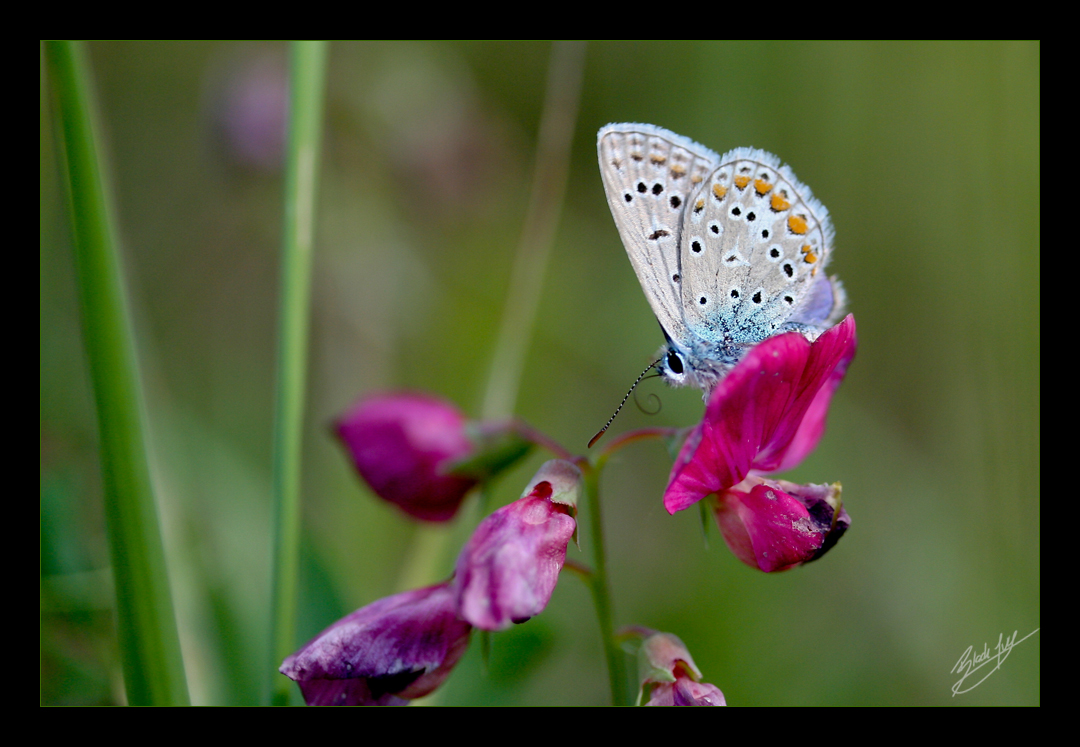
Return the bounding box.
[712,184,728,200]
[771,193,790,211]
[788,215,809,235]
[754,178,772,195]
[734,175,751,189]
[670,164,686,177]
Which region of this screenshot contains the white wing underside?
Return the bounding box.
[598,123,840,357]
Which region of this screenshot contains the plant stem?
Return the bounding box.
[269,40,328,707]
[45,40,189,706]
[581,461,629,705]
[596,427,680,472]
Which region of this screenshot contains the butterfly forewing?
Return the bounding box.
[680,147,834,345]
[598,124,720,342]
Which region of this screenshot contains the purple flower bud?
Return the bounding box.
[453,460,580,630]
[280,582,471,706]
[335,392,479,522]
[713,479,850,572]
[636,630,726,706]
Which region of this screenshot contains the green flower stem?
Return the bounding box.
[45,40,189,706]
[511,419,575,461]
[269,40,328,707]
[595,427,679,473]
[582,426,681,705]
[560,557,594,581]
[580,461,629,706]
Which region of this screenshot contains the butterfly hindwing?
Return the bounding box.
[680,147,835,345]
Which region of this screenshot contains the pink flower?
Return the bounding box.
[664,315,856,571]
[636,630,726,706]
[279,582,472,706]
[335,392,479,522]
[453,460,580,630]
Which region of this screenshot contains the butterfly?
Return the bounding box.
[598,123,845,397]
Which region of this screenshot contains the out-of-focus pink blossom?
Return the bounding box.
[335,392,478,522]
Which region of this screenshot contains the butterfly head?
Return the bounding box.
[654,330,738,398]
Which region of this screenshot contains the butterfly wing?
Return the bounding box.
[679,147,837,345]
[597,124,720,344]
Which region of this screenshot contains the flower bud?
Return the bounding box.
[635,630,726,706]
[453,460,580,630]
[279,582,471,706]
[335,392,478,522]
[713,479,850,572]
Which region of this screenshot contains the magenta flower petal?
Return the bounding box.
[453,460,580,630]
[280,582,471,706]
[757,315,857,473]
[664,315,856,515]
[336,392,478,522]
[713,479,849,572]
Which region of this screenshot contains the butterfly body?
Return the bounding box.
[598,123,845,396]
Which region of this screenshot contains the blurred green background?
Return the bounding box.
[40,41,1039,706]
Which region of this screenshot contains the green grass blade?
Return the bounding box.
[44,40,189,706]
[269,40,329,706]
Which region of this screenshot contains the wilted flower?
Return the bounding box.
[453,460,580,630]
[664,315,857,571]
[279,582,471,706]
[635,630,726,706]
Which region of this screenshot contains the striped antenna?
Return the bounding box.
[588,359,661,448]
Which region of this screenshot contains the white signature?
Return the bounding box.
[951,628,1039,696]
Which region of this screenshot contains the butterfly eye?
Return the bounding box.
[666,350,685,375]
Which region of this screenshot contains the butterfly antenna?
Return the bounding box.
[588,359,661,448]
